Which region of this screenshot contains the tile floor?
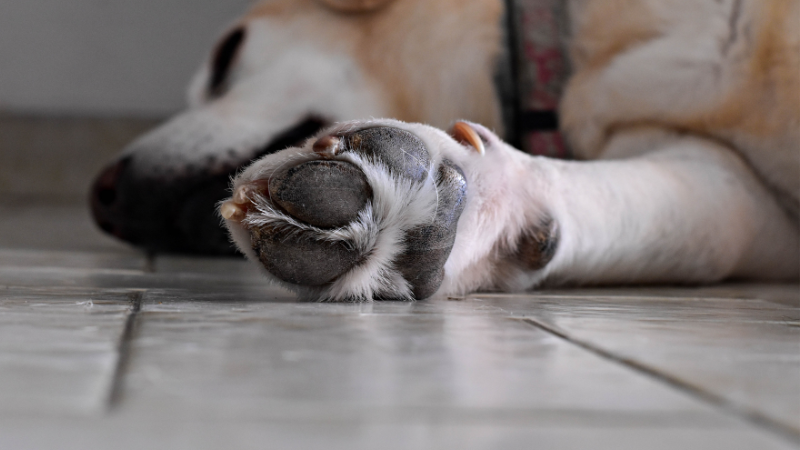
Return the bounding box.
[0,198,797,450]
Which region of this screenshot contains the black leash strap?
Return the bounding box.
[520,110,559,131]
[502,0,562,144]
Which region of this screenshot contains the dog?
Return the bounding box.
[91,0,799,300]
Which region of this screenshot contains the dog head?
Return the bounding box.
[89,0,507,254]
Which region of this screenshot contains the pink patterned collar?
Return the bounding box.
[504,0,570,158]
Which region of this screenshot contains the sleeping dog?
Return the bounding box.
[91,0,799,300]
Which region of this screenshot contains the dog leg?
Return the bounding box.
[221,120,798,300]
[501,130,800,289]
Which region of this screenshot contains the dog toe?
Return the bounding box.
[393,160,467,298]
[339,127,432,182]
[251,226,363,286]
[270,160,372,228]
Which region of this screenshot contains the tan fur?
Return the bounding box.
[216,0,799,299]
[317,0,395,13]
[567,0,662,72]
[562,0,800,213]
[246,0,505,133]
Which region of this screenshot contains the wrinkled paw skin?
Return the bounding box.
[394,160,466,299]
[220,123,468,301]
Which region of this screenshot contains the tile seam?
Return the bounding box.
[106,290,143,411]
[517,317,800,444]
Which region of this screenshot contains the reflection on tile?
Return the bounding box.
[0,253,285,301]
[0,287,132,414]
[535,284,800,307]
[472,289,800,435]
[87,295,792,449]
[153,254,261,277]
[0,200,796,448]
[0,412,794,450]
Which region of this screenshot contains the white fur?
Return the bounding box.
[226,120,444,301]
[123,19,390,173]
[224,118,798,300]
[203,0,799,300]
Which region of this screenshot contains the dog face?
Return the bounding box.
[89,0,506,254]
[89,3,392,254]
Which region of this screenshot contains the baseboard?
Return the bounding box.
[0,113,163,200]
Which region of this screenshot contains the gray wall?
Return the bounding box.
[0,1,255,199]
[0,0,253,116]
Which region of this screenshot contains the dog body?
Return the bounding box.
[563,0,799,218]
[92,0,799,299]
[547,0,800,284]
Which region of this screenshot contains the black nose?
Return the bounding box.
[88,156,237,254]
[88,117,330,255]
[90,156,134,241]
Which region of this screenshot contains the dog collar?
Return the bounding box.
[501,0,570,157]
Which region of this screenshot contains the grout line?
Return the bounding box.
[519,317,800,444]
[106,290,144,411]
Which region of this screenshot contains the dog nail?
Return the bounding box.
[220,201,246,222]
[233,185,252,205]
[450,121,485,156]
[312,135,340,157]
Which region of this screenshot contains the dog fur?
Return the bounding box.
[89,0,508,253]
[95,0,800,300]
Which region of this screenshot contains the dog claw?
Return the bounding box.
[451,121,485,156]
[312,135,341,158]
[220,201,246,221]
[232,185,252,205]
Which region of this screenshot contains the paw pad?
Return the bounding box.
[269,160,371,228]
[250,226,363,286]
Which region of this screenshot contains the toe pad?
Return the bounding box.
[269,160,371,229]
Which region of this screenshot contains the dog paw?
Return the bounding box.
[221,124,468,301]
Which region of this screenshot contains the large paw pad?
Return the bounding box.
[269,160,371,229]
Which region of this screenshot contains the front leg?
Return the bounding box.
[497,128,800,288]
[221,120,798,301]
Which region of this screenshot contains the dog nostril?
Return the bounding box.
[91,156,132,207]
[97,187,117,206]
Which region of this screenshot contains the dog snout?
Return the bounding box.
[89,154,236,254]
[89,156,134,239]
